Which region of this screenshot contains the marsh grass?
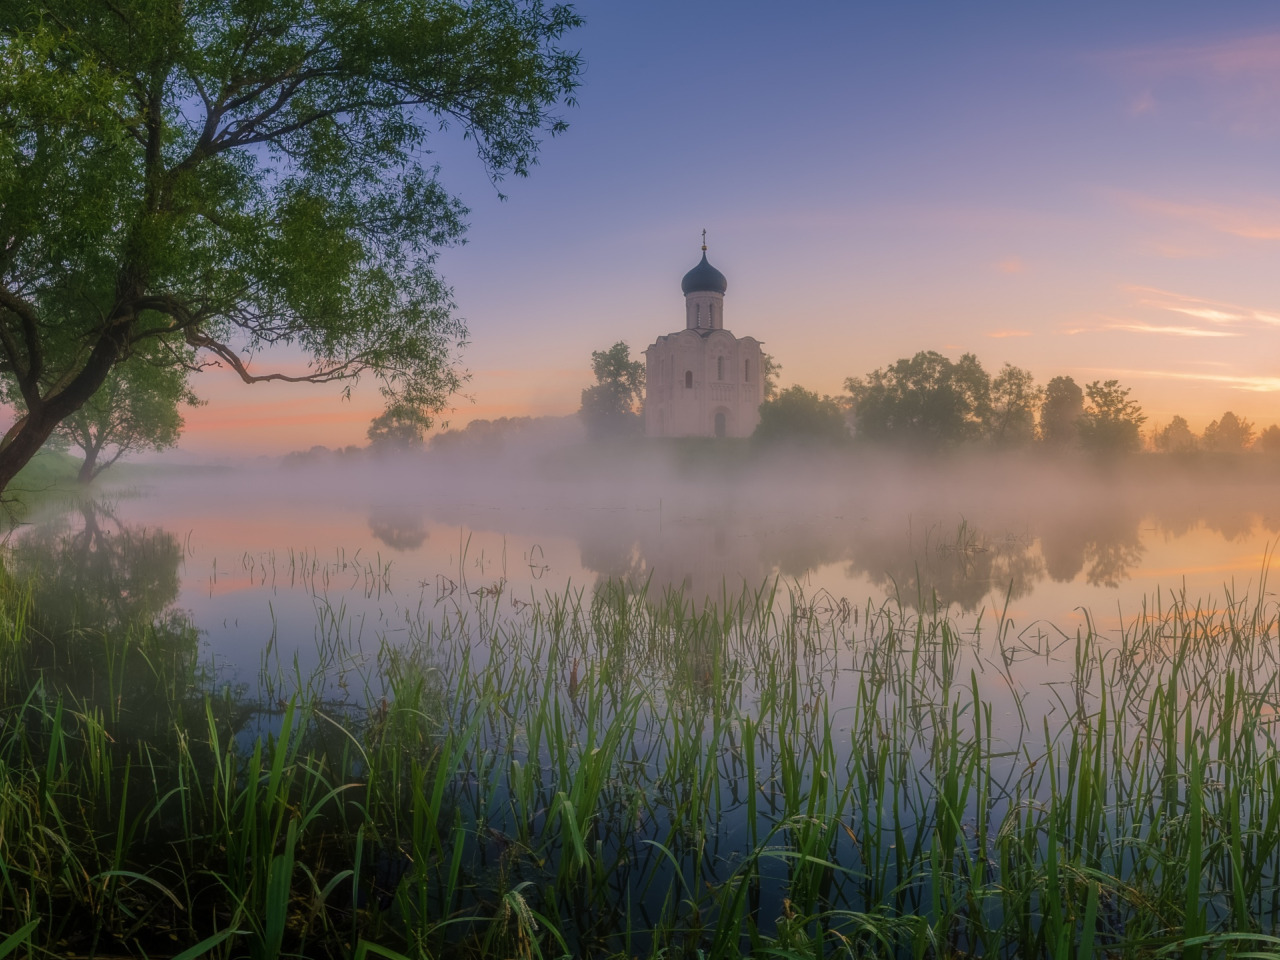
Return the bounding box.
[2,559,1280,957]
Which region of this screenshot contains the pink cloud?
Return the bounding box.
[1102,368,1280,393]
[986,330,1031,338]
[1125,285,1280,327]
[1101,33,1280,134]
[1121,193,1280,241]
[1107,33,1280,81]
[1106,322,1240,338]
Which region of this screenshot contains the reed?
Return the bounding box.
[1,564,1280,957]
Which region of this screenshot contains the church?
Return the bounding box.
[643,240,764,438]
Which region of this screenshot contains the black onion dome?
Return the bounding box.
[681,252,727,295]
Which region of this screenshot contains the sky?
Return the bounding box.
[182,1,1280,455]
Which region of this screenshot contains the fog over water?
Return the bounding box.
[14,440,1278,679]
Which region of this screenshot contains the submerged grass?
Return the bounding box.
[1,562,1280,957]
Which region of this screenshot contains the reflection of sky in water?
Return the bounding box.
[19,461,1278,684]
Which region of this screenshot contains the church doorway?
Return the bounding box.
[714,411,727,438]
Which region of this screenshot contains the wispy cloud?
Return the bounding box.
[1101,368,1280,393]
[986,329,1031,338]
[1101,32,1280,134]
[1106,33,1280,83]
[1120,193,1280,241]
[1104,321,1240,338]
[993,256,1025,274]
[1126,285,1280,327]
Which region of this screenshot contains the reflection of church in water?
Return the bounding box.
[644,238,763,438]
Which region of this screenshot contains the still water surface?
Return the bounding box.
[15,456,1277,680]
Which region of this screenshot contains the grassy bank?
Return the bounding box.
[2,571,1280,957]
[0,450,80,519]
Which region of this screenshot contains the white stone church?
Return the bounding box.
[643,242,763,438]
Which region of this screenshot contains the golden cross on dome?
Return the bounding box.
[701,229,707,252]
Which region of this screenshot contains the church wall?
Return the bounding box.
[685,291,725,331]
[645,330,763,438]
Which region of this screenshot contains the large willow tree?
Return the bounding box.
[0,0,582,492]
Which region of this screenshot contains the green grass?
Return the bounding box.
[2,565,1280,958]
[0,450,79,515]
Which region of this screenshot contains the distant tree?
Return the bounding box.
[1154,415,1198,453]
[762,353,783,400]
[754,386,849,445]
[845,350,991,447]
[1257,424,1280,454]
[54,353,200,483]
[1039,376,1084,446]
[986,364,1043,446]
[580,342,645,440]
[1078,380,1146,454]
[1202,411,1255,452]
[429,416,536,454]
[367,404,430,452]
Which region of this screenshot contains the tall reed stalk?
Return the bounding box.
[3,564,1280,957]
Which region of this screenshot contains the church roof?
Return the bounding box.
[681,251,728,295]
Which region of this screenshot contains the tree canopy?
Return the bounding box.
[761,353,782,400]
[1257,424,1280,454]
[367,403,429,452]
[1040,376,1083,445]
[53,348,200,482]
[1202,411,1255,452]
[753,385,848,445]
[1154,415,1197,454]
[1077,380,1146,454]
[987,363,1042,447]
[845,350,991,448]
[0,0,583,492]
[580,341,645,440]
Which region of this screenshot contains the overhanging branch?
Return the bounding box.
[185,330,362,385]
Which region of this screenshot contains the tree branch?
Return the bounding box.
[0,283,43,399]
[185,330,362,384]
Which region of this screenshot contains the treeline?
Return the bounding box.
[760,349,1280,453]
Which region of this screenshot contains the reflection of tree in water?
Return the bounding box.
[577,509,788,601]
[4,500,210,738]
[446,474,1280,609]
[367,504,428,551]
[1152,500,1259,544]
[1082,533,1145,589]
[10,500,184,635]
[1200,510,1257,544]
[759,517,848,581]
[580,533,649,589]
[1040,509,1144,588]
[845,520,1045,613]
[1040,519,1089,583]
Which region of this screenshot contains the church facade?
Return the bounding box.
[643,244,763,438]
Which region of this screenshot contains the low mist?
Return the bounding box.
[58,425,1278,630]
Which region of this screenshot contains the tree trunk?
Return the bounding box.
[0,328,128,497]
[0,411,62,495]
[77,446,100,484]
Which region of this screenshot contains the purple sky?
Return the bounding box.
[184,2,1280,453]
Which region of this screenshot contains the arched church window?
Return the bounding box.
[685,370,693,389]
[717,356,724,381]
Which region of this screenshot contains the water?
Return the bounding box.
[8,452,1280,955]
[13,454,1276,682]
